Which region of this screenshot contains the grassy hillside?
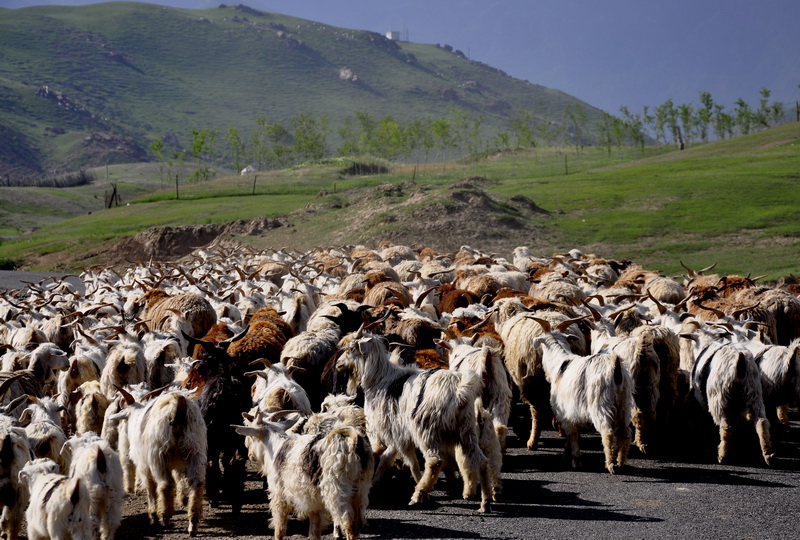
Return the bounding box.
[0,1,603,182]
[0,123,797,280]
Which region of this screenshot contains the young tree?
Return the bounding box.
[597,112,615,155]
[465,114,484,161]
[619,106,645,152]
[337,115,361,156]
[225,127,247,174]
[431,117,455,165]
[407,118,435,164]
[188,128,217,182]
[510,108,536,149]
[149,138,167,182]
[267,121,292,169]
[734,98,753,135]
[677,103,696,145]
[712,104,734,139]
[654,99,681,147]
[562,103,586,153]
[291,113,330,161]
[697,91,714,142]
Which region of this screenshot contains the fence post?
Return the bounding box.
[175,174,179,200]
[252,174,258,195]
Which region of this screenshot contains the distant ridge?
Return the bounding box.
[0,2,604,181]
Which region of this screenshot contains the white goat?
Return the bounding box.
[20,396,68,470]
[446,338,505,500]
[112,387,207,535]
[683,326,773,465]
[338,331,492,512]
[531,318,633,474]
[99,337,146,400]
[746,337,800,426]
[61,432,124,540]
[18,457,92,540]
[235,413,372,540]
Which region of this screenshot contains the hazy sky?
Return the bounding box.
[4,0,799,113]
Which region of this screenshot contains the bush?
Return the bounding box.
[339,161,389,176]
[0,258,19,270]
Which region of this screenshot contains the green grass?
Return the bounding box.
[0,123,798,278]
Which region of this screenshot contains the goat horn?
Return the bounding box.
[731,302,760,320]
[414,286,437,309]
[141,384,171,402]
[695,302,725,319]
[646,290,666,315]
[525,316,551,333]
[114,385,136,406]
[556,315,588,333]
[582,301,603,322]
[584,294,605,307]
[0,373,26,399]
[248,358,271,366]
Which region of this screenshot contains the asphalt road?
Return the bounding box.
[0,269,84,293]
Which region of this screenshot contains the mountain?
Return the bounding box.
[0,1,606,183]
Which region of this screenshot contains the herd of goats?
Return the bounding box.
[1,241,799,540]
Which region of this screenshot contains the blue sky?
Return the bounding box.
[4,0,799,114]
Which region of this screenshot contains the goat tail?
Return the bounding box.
[613,356,624,386]
[456,370,482,410]
[320,425,371,536]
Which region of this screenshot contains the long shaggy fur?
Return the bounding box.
[236,419,372,540]
[338,332,490,511]
[534,333,633,474]
[62,433,124,540]
[117,391,207,535]
[19,458,92,540]
[688,336,773,466]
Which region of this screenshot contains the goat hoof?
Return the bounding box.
[409,491,429,506]
[763,454,774,467]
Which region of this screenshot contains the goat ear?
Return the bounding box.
[70,479,81,506]
[18,408,32,426]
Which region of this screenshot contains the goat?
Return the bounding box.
[0,343,69,403]
[61,432,123,540]
[99,337,146,401]
[682,326,773,466]
[135,289,217,342]
[0,421,31,540]
[112,387,207,535]
[183,331,252,514]
[19,395,68,470]
[235,413,372,540]
[337,330,492,512]
[493,298,587,449]
[746,338,800,427]
[73,380,111,436]
[18,457,92,540]
[247,364,313,415]
[531,318,633,474]
[444,338,505,500]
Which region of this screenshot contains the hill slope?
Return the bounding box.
[0,1,603,182]
[1,123,797,279]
